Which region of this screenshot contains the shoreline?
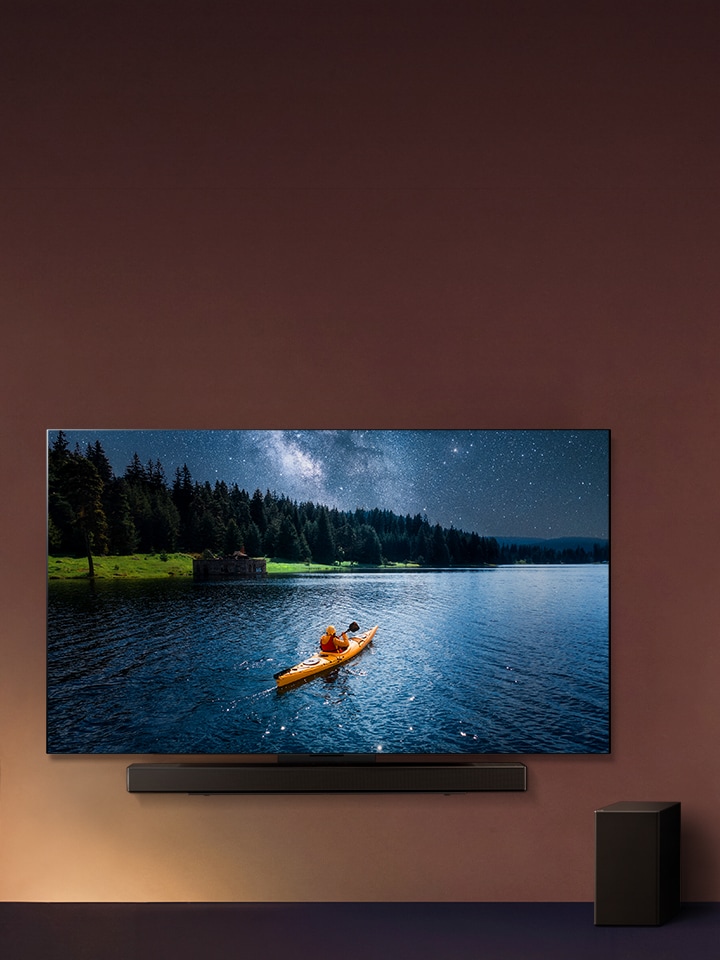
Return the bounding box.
[46,554,424,581]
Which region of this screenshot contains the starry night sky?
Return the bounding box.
[52,429,610,540]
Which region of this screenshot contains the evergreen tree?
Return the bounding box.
[196,509,222,554]
[314,506,336,564]
[145,458,167,489]
[430,524,451,566]
[334,520,356,562]
[446,527,463,565]
[356,524,382,565]
[57,452,109,576]
[172,465,194,525]
[86,440,114,485]
[244,521,262,557]
[125,452,146,483]
[50,430,69,458]
[414,524,432,566]
[126,483,154,550]
[250,488,267,532]
[151,490,181,551]
[229,485,252,528]
[106,478,139,554]
[262,522,278,557]
[303,518,318,557]
[223,518,243,555]
[275,515,302,561]
[298,529,312,563]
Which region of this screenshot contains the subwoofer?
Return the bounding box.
[594,801,681,925]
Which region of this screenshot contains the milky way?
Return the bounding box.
[52,429,610,539]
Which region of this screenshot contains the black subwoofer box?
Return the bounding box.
[594,801,681,925]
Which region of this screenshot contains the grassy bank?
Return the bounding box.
[48,553,195,580]
[48,554,423,580]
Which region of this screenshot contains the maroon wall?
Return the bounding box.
[2,0,719,901]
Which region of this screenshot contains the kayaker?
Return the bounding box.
[320,624,350,653]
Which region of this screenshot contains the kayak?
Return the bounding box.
[275,625,378,688]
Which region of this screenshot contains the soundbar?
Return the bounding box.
[126,762,527,794]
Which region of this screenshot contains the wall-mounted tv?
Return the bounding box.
[47,429,609,786]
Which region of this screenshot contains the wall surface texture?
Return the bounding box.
[2,0,719,901]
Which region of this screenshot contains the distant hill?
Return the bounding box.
[496,536,609,551]
[494,536,609,564]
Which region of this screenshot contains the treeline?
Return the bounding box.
[498,541,609,565]
[48,432,606,569]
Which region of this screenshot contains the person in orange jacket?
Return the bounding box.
[319,624,350,653]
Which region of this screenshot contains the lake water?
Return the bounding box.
[47,565,609,755]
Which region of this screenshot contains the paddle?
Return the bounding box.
[273,621,360,679]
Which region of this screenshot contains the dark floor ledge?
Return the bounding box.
[2,902,719,960]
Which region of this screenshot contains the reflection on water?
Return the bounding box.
[47,566,609,755]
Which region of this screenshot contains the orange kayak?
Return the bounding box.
[274,625,378,688]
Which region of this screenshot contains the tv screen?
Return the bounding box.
[47,429,610,757]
